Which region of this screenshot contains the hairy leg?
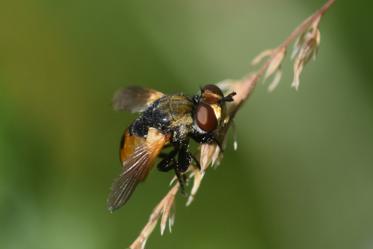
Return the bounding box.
[191,132,224,152]
[157,149,178,172]
[174,167,187,195]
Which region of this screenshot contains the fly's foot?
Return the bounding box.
[157,149,177,172]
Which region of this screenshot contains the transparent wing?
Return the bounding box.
[112,86,164,113]
[107,143,152,212]
[107,128,168,212]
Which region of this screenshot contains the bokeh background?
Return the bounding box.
[1,0,373,249]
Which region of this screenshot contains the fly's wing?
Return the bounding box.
[112,86,165,113]
[107,128,169,212]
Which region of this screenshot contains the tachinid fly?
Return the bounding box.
[107,84,236,212]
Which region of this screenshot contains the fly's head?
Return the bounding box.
[193,84,236,136]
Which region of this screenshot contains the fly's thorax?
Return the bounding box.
[167,95,194,142]
[132,94,195,139]
[165,94,194,129]
[171,124,192,143]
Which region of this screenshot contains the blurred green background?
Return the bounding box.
[1,0,373,249]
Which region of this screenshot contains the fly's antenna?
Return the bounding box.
[222,92,237,103]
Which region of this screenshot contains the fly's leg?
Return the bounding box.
[157,149,178,172]
[177,142,192,172]
[211,136,224,152]
[173,142,193,195]
[157,142,200,195]
[190,153,201,170]
[191,132,224,152]
[174,166,187,195]
[157,148,188,195]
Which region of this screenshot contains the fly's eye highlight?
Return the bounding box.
[195,102,218,132]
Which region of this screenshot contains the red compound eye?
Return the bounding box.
[195,102,217,132]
